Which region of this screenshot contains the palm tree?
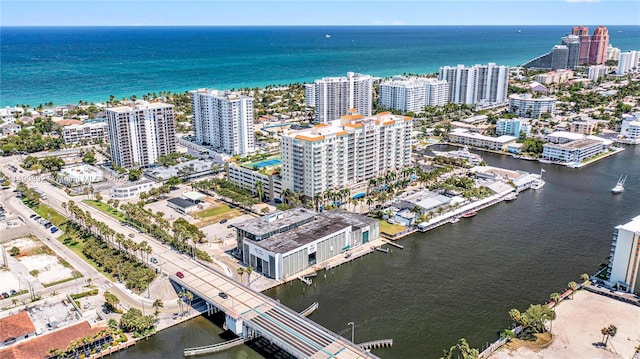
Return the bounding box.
[580,273,590,284]
[152,299,164,321]
[254,180,265,202]
[568,281,577,299]
[185,291,194,314]
[601,324,617,348]
[237,267,245,284]
[246,266,253,288]
[550,292,561,307]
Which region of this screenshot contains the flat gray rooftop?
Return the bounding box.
[234,208,317,238]
[250,210,376,254]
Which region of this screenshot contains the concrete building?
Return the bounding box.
[541,139,606,163]
[111,179,158,199]
[569,120,598,135]
[190,89,256,156]
[588,65,608,82]
[234,208,379,280]
[496,118,531,137]
[62,122,108,145]
[616,51,640,76]
[145,159,216,182]
[561,34,581,69]
[546,131,585,144]
[280,112,413,198]
[438,63,509,106]
[0,311,36,347]
[304,84,315,107]
[606,214,640,294]
[379,76,448,112]
[551,45,569,70]
[0,123,21,136]
[607,44,621,61]
[106,102,176,168]
[572,25,591,65]
[447,128,517,151]
[311,72,373,123]
[508,94,557,118]
[167,191,207,215]
[619,113,640,144]
[227,160,283,202]
[0,106,24,124]
[534,70,574,85]
[58,165,104,186]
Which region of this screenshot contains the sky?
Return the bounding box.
[1,0,639,26]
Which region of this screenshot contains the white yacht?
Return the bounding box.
[531,168,546,190]
[611,175,626,194]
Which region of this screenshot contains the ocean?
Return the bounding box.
[2,25,639,107]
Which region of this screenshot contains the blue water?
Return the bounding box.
[1,26,639,107]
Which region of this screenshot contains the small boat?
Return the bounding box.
[450,217,460,224]
[531,168,546,190]
[516,29,522,33]
[504,193,518,201]
[461,211,477,218]
[611,175,627,194]
[325,34,331,38]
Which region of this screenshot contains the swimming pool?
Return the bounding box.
[250,158,281,168]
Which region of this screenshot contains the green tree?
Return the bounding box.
[237,267,245,284]
[581,273,590,284]
[440,338,479,359]
[550,292,561,307]
[600,324,617,348]
[568,281,577,299]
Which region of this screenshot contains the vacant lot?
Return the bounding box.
[492,290,640,359]
[191,202,242,227]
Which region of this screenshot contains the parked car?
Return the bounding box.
[219,219,228,224]
[176,271,185,279]
[1,292,8,299]
[34,216,41,221]
[44,223,52,229]
[150,257,158,264]
[218,292,228,299]
[50,227,58,233]
[9,290,17,296]
[29,214,37,219]
[227,224,233,229]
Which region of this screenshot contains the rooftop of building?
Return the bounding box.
[508,93,557,101]
[234,208,317,237]
[450,128,517,143]
[167,197,198,209]
[548,131,586,140]
[106,101,172,113]
[553,138,603,150]
[190,88,252,101]
[182,191,207,202]
[146,159,214,180]
[0,311,35,342]
[617,214,640,233]
[113,178,155,190]
[59,164,102,177]
[0,321,105,359]
[249,210,377,254]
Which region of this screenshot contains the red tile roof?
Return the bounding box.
[0,321,106,359]
[0,312,35,342]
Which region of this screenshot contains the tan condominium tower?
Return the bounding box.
[280,111,413,198]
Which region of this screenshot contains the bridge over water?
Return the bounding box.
[170,261,376,359]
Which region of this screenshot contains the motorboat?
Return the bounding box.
[531,168,546,190]
[461,211,477,218]
[504,193,518,201]
[450,217,460,223]
[611,175,626,194]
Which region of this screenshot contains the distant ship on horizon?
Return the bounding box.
[325,34,331,38]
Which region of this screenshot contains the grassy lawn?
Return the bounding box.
[379,220,407,236]
[192,203,242,228]
[84,200,126,221]
[23,200,67,227]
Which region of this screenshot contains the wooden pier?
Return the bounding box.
[375,247,389,253]
[382,239,404,249]
[358,339,393,350]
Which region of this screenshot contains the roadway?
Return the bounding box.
[1,159,375,359]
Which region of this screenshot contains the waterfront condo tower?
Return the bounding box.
[438,63,508,106]
[572,25,591,65]
[311,72,373,123]
[280,112,413,198]
[190,89,256,156]
[106,102,176,169]
[379,76,449,113]
[606,214,640,294]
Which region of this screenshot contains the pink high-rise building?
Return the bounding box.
[589,26,610,65]
[572,25,591,65]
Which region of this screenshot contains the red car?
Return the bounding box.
[176,271,185,279]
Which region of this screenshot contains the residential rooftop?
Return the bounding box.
[234,208,317,239]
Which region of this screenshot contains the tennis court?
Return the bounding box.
[249,158,281,168]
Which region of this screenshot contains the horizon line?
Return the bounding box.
[2,24,638,28]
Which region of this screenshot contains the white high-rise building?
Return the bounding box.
[438,63,509,106]
[281,112,413,198]
[304,84,315,107]
[106,102,176,168]
[616,51,640,76]
[508,94,557,118]
[607,214,640,294]
[379,76,448,113]
[311,72,373,123]
[190,88,255,156]
[588,65,608,82]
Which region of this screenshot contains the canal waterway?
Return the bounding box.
[112,145,639,359]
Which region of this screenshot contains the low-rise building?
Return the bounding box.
[508,94,557,118]
[167,196,201,215]
[234,208,379,280]
[0,123,21,136]
[495,118,531,137]
[448,128,517,151]
[62,122,108,145]
[145,159,215,182]
[0,311,36,347]
[0,106,24,124]
[569,120,598,135]
[547,131,585,144]
[58,165,104,186]
[227,160,283,202]
[534,69,574,85]
[541,139,606,164]
[111,179,158,199]
[606,214,640,294]
[619,113,640,144]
